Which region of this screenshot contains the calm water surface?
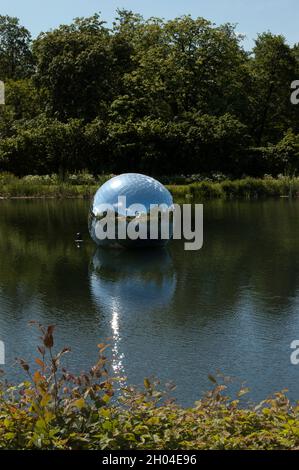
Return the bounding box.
[1,199,299,405]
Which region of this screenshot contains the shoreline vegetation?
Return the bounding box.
[1,325,299,450]
[1,173,299,202]
[1,13,299,180]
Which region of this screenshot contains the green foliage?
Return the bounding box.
[33,14,112,121]
[3,79,41,120]
[0,117,86,176]
[0,15,34,80]
[1,13,299,176]
[1,173,299,200]
[0,172,98,198]
[169,177,299,201]
[249,33,298,145]
[0,325,299,450]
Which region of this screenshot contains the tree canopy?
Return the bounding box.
[1,11,299,177]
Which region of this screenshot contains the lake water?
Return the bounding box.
[1,198,299,405]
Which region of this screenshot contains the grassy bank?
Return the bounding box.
[0,325,298,450]
[1,173,299,201]
[168,177,299,202]
[0,173,100,199]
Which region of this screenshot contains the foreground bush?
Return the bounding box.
[0,324,299,450]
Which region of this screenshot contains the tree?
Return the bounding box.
[249,33,298,145]
[4,79,41,120]
[110,15,250,125]
[0,117,86,176]
[1,12,299,178]
[0,15,34,79]
[33,14,113,122]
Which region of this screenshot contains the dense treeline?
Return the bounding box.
[1,10,299,177]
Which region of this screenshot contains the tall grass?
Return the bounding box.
[0,173,99,198]
[169,177,299,202]
[1,173,299,201]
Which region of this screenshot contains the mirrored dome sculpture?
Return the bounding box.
[89,173,174,248]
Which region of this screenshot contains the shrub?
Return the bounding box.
[1,324,299,450]
[1,174,299,201]
[66,171,96,185]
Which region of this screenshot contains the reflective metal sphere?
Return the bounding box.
[89,173,173,248]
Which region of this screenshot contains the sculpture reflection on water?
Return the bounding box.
[90,248,176,379]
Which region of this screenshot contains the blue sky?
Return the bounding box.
[0,0,298,50]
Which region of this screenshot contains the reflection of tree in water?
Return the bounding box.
[0,200,94,313]
[172,200,299,318]
[1,198,299,322]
